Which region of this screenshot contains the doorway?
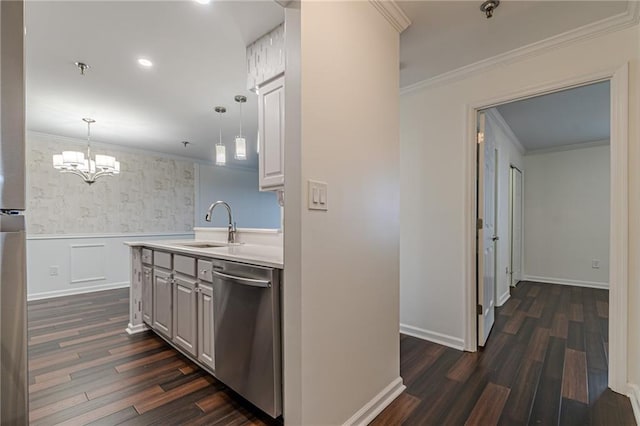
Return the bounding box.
[468,65,628,396]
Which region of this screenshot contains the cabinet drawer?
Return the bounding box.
[142,249,153,265]
[154,251,172,270]
[174,255,196,277]
[197,260,213,282]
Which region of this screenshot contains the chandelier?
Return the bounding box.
[52,118,120,185]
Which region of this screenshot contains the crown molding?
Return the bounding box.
[484,108,526,155]
[400,1,640,95]
[525,138,610,156]
[369,0,411,33]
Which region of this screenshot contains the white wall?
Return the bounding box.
[26,233,192,300]
[195,164,281,229]
[523,144,610,287]
[399,24,639,395]
[283,2,401,424]
[485,109,525,306]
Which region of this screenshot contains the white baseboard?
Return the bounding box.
[628,383,640,424]
[497,291,511,307]
[126,322,150,335]
[343,377,405,426]
[28,281,130,301]
[400,324,465,350]
[523,275,609,290]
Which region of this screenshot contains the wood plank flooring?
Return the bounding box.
[29,282,636,425]
[373,281,637,426]
[28,289,279,425]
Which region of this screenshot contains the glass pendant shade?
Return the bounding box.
[52,154,64,169]
[235,136,247,160]
[62,151,85,166]
[216,144,226,166]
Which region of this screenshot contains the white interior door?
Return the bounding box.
[510,167,523,286]
[477,111,497,347]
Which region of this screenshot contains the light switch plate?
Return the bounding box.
[308,180,328,211]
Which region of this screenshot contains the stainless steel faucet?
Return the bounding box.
[205,201,237,244]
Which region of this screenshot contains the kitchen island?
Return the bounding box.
[125,231,283,418]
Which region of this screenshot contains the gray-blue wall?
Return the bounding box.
[196,164,281,229]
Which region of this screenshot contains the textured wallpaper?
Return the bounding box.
[26,134,195,235]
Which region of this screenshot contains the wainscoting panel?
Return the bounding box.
[70,244,106,284]
[27,233,193,300]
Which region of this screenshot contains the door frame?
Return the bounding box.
[463,63,628,394]
[509,165,523,288]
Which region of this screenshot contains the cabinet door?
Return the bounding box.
[142,266,153,325]
[152,268,173,338]
[173,275,198,357]
[197,284,215,370]
[258,75,285,190]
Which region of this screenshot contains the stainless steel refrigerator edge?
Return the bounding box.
[0,0,27,424]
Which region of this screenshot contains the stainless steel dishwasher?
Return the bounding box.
[211,259,282,418]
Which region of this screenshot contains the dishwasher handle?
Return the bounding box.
[212,270,271,288]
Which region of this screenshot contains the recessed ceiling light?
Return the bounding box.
[137,58,153,68]
[194,0,211,4]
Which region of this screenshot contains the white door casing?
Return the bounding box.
[510,167,523,286]
[465,65,628,394]
[477,111,497,347]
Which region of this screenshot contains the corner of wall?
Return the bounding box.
[628,383,640,424]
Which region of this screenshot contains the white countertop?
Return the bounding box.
[125,239,283,269]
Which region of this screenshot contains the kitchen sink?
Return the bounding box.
[175,242,227,249]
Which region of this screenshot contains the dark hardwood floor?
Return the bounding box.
[373,281,636,426]
[28,282,636,425]
[27,288,278,425]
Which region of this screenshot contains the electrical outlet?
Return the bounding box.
[49,266,59,276]
[592,259,600,269]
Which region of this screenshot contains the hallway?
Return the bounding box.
[374,282,635,425]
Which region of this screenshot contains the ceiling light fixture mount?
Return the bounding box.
[75,62,89,75]
[181,141,190,148]
[480,0,499,18]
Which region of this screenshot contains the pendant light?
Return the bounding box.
[214,106,226,166]
[234,95,247,160]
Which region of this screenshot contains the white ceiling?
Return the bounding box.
[495,81,610,151]
[25,1,284,167]
[399,1,629,87]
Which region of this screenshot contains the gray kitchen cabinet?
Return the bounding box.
[173,274,198,357]
[258,74,285,191]
[142,265,153,325]
[152,268,173,338]
[197,284,215,370]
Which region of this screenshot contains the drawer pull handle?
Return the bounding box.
[212,270,271,288]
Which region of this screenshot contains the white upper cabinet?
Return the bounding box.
[258,75,285,191]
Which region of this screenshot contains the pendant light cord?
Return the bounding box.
[239,102,243,138]
[218,110,222,145]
